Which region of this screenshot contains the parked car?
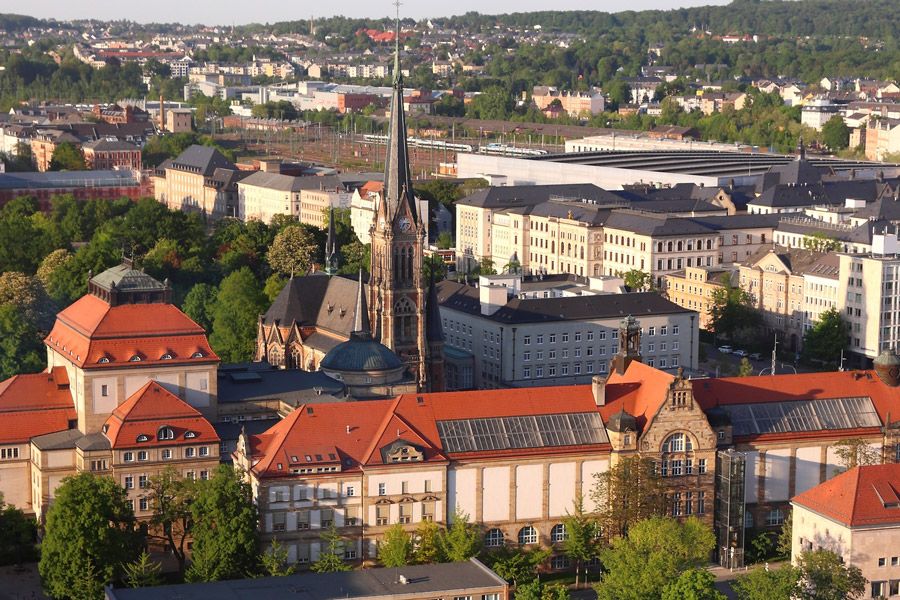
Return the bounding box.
[717,345,733,354]
[749,352,763,361]
[733,349,748,358]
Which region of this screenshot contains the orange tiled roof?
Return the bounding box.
[0,367,75,444]
[46,295,218,368]
[103,381,219,450]
[601,360,675,432]
[792,463,900,527]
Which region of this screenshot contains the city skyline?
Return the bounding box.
[16,0,731,26]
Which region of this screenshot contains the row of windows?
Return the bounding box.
[0,447,20,460]
[670,491,707,516]
[485,523,571,547]
[125,469,210,491]
[122,446,209,462]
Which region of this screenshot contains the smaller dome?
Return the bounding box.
[606,408,637,433]
[320,335,403,373]
[874,349,900,387]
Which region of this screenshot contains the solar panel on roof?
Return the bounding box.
[722,396,881,436]
[436,412,608,453]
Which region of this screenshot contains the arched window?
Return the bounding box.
[192,351,205,358]
[406,246,414,281]
[394,297,416,342]
[158,426,175,441]
[485,528,505,547]
[98,356,110,364]
[657,242,663,252]
[667,241,673,252]
[550,524,567,543]
[677,241,683,252]
[660,433,694,478]
[129,355,142,362]
[518,525,538,545]
[160,353,173,360]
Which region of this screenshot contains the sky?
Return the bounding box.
[20,0,731,27]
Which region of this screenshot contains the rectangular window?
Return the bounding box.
[139,498,149,511]
[162,449,173,460]
[523,351,531,361]
[536,367,543,378]
[562,333,569,343]
[185,447,195,458]
[124,475,134,489]
[401,481,409,494]
[345,485,355,497]
[871,582,886,598]
[536,334,544,344]
[199,447,209,457]
[523,367,531,378]
[320,508,334,528]
[0,447,20,460]
[575,332,582,342]
[698,491,706,515]
[523,336,531,345]
[376,505,389,526]
[378,483,386,496]
[673,324,679,335]
[138,475,148,489]
[137,451,148,461]
[685,492,693,515]
[101,384,109,397]
[200,470,209,480]
[660,326,668,336]
[587,331,594,341]
[549,334,556,343]
[123,451,134,462]
[698,458,707,474]
[648,326,656,336]
[273,511,286,532]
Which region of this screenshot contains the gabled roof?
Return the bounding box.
[261,273,364,338]
[103,381,219,450]
[169,145,235,177]
[0,367,71,412]
[792,463,900,527]
[600,360,675,433]
[46,295,217,368]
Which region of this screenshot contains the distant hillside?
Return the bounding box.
[0,14,42,32]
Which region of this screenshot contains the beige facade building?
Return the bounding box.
[299,185,352,228]
[531,86,606,118]
[236,171,304,223]
[152,145,243,220]
[791,463,900,599]
[664,266,733,330]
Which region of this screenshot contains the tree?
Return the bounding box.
[267,225,316,277]
[594,516,716,600]
[122,551,163,588]
[424,253,448,282]
[185,465,259,582]
[260,539,297,577]
[380,524,414,567]
[605,79,632,108]
[438,509,482,562]
[801,308,848,366]
[39,473,141,599]
[436,231,453,249]
[832,438,880,472]
[209,268,267,363]
[590,455,668,540]
[48,142,87,171]
[661,569,725,600]
[263,273,287,303]
[466,86,513,120]
[776,511,793,559]
[37,248,73,288]
[0,302,46,380]
[413,520,444,564]
[738,357,754,377]
[541,583,571,600]
[621,269,652,292]
[821,115,850,151]
[733,564,801,600]
[487,547,550,586]
[796,549,866,600]
[562,496,599,587]
[182,283,218,333]
[0,499,37,565]
[708,276,759,342]
[310,524,352,573]
[145,467,196,576]
[472,257,496,276]
[339,240,370,275]
[801,232,841,253]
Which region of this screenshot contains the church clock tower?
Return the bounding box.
[368,16,435,388]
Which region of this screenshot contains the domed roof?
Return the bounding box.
[320,336,403,373]
[874,348,900,387]
[606,407,637,433]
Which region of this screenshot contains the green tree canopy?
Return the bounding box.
[146,467,197,576]
[801,308,848,366]
[0,499,37,565]
[801,232,842,253]
[182,282,219,333]
[310,524,352,573]
[796,549,866,600]
[708,276,759,342]
[563,496,599,587]
[594,517,716,600]
[733,564,801,600]
[209,268,268,363]
[379,524,413,567]
[661,568,725,600]
[39,473,141,599]
[185,465,260,582]
[260,539,298,577]
[413,520,444,564]
[48,142,87,171]
[590,455,668,540]
[122,551,163,588]
[438,509,482,562]
[821,115,850,151]
[267,225,317,278]
[621,269,653,292]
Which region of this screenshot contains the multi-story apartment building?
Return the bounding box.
[299,180,352,228]
[236,171,305,223]
[838,237,900,364]
[531,86,606,117]
[349,181,428,244]
[152,145,245,219]
[436,275,700,389]
[81,139,143,170]
[664,266,734,330]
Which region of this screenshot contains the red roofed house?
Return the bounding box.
[236,314,900,571]
[0,260,221,518]
[791,463,900,598]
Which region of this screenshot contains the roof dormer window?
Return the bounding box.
[98,356,110,364]
[129,355,142,362]
[184,431,197,439]
[158,426,175,441]
[136,434,150,443]
[191,351,204,358]
[161,353,174,360]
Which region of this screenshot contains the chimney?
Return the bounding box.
[591,375,607,406]
[159,94,166,132]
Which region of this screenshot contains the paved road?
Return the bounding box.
[0,564,47,600]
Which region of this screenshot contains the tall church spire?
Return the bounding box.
[324,206,338,275]
[351,269,372,339]
[382,0,416,224]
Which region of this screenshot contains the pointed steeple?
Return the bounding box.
[324,206,338,275]
[351,268,372,340]
[797,136,806,161]
[382,3,416,225]
[425,271,444,343]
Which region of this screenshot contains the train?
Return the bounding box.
[361,134,474,153]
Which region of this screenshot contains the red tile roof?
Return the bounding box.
[0,367,75,444]
[103,381,219,449]
[46,295,218,368]
[691,370,899,441]
[792,463,900,527]
[601,361,675,432]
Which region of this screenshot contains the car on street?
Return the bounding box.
[717,345,733,354]
[733,349,748,358]
[749,352,763,361]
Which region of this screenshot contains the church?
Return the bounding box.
[255,41,445,394]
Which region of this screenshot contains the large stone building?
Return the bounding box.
[0,261,222,518]
[236,316,900,570]
[152,145,245,219]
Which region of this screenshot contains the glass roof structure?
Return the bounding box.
[436,412,608,453]
[721,396,881,436]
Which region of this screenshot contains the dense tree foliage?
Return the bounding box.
[379,524,414,567]
[590,455,668,540]
[0,498,37,565]
[39,473,142,599]
[733,564,801,600]
[801,307,849,366]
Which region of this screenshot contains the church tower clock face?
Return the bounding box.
[398,216,411,232]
